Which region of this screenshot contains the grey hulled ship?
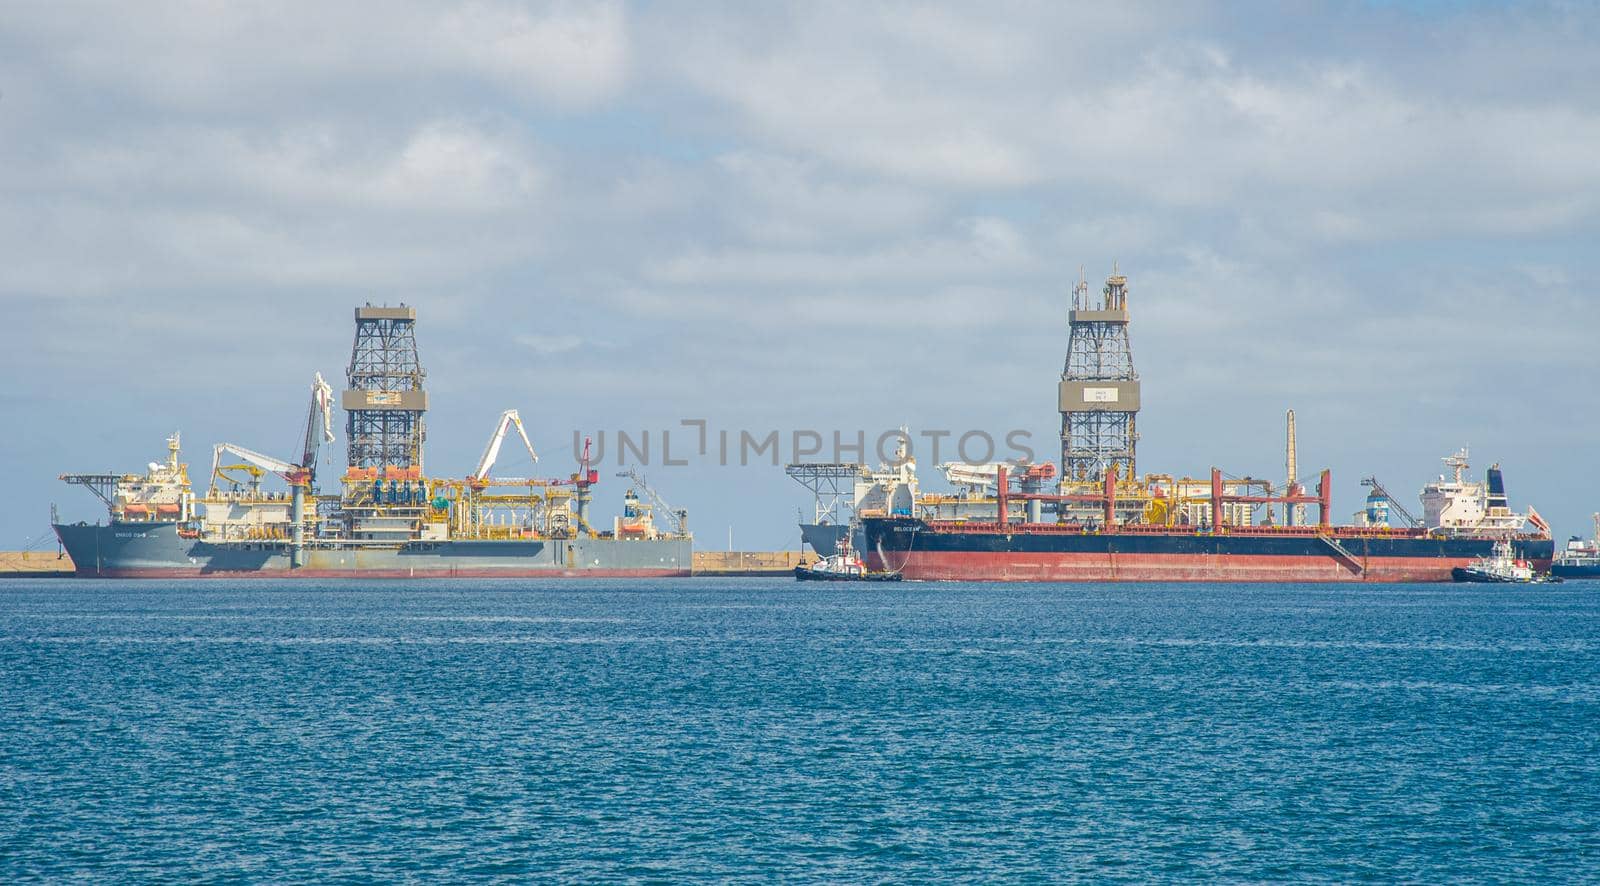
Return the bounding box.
[52,306,692,578]
[1552,514,1600,580]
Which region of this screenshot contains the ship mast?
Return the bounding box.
[1285,409,1304,526]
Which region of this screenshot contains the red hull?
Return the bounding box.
[869,551,1553,583]
[74,567,693,579]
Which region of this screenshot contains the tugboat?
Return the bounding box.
[1452,539,1556,583]
[795,537,902,582]
[1552,514,1600,580]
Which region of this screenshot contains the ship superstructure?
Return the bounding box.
[53,307,692,578]
[1419,450,1533,536]
[61,433,196,525]
[785,432,921,556]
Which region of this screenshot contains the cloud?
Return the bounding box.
[0,120,548,298]
[438,1,629,107]
[660,4,1600,239]
[516,333,585,354]
[43,120,543,211]
[4,1,1600,545]
[2,0,629,113]
[643,215,1037,288]
[712,152,938,245]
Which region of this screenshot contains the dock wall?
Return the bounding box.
[692,551,817,576]
[0,551,75,577]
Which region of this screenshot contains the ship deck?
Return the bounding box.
[913,520,1454,540]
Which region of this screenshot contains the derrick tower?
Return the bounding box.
[343,305,427,471]
[1059,267,1140,483]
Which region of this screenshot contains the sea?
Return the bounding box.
[2,578,1597,881]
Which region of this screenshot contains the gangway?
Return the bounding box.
[1318,534,1364,575]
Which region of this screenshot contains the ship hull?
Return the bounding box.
[799,522,862,557]
[862,518,1554,583]
[1451,567,1526,584]
[1551,563,1600,579]
[53,521,692,578]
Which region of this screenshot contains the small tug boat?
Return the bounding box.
[1451,539,1558,583]
[795,537,902,582]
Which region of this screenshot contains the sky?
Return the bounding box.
[2,0,1597,551]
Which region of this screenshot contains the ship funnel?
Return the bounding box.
[1486,464,1508,511]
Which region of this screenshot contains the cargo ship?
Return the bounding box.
[859,268,1553,583]
[862,454,1554,582]
[51,306,692,578]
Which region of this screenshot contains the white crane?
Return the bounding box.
[209,442,297,494]
[471,409,539,482]
[296,372,335,486]
[206,373,335,494]
[940,461,1027,495]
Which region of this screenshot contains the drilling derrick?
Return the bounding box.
[1059,267,1140,483]
[343,305,427,472]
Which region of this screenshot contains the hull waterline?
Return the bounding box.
[53,521,692,579]
[862,517,1554,583]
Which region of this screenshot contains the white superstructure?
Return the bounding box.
[117,433,195,522]
[853,432,919,518]
[1419,449,1532,536]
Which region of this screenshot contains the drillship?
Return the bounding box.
[52,306,692,578]
[860,268,1553,582]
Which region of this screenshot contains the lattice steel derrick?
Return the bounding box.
[1059,269,1140,483]
[342,305,428,471]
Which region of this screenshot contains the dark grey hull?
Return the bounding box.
[53,521,692,578]
[799,523,864,557]
[1552,562,1600,579]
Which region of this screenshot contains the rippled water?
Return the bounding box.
[3,578,1598,880]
